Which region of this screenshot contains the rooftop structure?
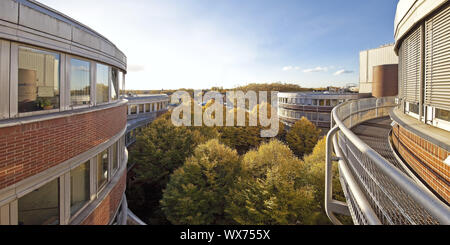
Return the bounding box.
[359,44,398,95]
[326,0,450,225]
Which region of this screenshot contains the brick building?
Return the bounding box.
[0,0,129,225]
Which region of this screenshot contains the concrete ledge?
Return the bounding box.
[390,108,450,151]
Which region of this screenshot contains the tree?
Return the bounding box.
[226,140,316,225]
[127,115,218,224]
[285,117,321,158]
[160,139,242,225]
[302,137,352,225]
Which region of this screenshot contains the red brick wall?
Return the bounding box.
[0,105,127,189]
[392,125,449,203]
[81,170,127,225]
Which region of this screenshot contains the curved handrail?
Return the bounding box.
[328,97,450,225]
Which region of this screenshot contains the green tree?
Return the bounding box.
[285,117,321,158]
[127,115,218,224]
[160,139,242,225]
[226,140,316,225]
[302,137,352,225]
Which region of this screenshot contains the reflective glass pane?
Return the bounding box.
[70,59,90,105]
[70,161,90,215]
[18,178,59,225]
[97,150,108,190]
[18,47,60,113]
[96,63,109,104]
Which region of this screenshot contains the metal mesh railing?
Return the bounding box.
[329,97,450,225]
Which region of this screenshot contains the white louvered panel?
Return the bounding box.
[404,26,422,104]
[425,4,450,111]
[398,44,404,99]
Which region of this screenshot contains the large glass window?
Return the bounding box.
[96,63,109,104]
[97,150,108,190]
[18,47,60,113]
[70,58,91,106]
[18,178,59,225]
[139,104,144,113]
[111,68,119,101]
[70,161,90,215]
[145,103,150,112]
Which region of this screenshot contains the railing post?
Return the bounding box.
[325,126,344,225]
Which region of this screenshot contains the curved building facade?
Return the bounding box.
[0,0,129,225]
[125,94,169,147]
[392,0,450,204]
[278,92,359,132]
[325,0,450,226]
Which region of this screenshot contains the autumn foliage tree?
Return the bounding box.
[226,140,316,225]
[285,117,321,158]
[160,139,241,225]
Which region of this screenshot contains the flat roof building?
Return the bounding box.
[278,91,359,133]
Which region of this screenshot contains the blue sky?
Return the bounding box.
[40,0,399,90]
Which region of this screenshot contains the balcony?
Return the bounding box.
[325,97,450,225]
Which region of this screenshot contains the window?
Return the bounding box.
[97,150,108,190]
[319,100,325,106]
[130,105,137,115]
[70,58,90,106]
[118,70,124,97]
[312,99,317,106]
[111,68,119,101]
[436,108,450,122]
[409,102,419,115]
[326,100,331,106]
[18,47,60,113]
[112,143,119,172]
[139,104,144,113]
[96,63,109,104]
[70,161,90,216]
[18,178,59,225]
[146,103,150,112]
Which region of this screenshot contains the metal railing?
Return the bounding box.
[326,97,450,225]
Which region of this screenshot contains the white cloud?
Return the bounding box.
[334,69,354,76]
[303,66,328,73]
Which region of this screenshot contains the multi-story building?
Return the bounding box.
[278,91,359,132]
[359,44,398,96]
[326,0,450,225]
[125,94,169,147]
[0,0,129,225]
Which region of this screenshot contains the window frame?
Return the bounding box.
[10,43,64,118]
[68,55,94,109]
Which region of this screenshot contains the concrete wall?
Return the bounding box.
[0,0,126,71]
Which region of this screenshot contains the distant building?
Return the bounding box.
[359,44,399,95]
[125,94,169,146]
[278,91,359,132]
